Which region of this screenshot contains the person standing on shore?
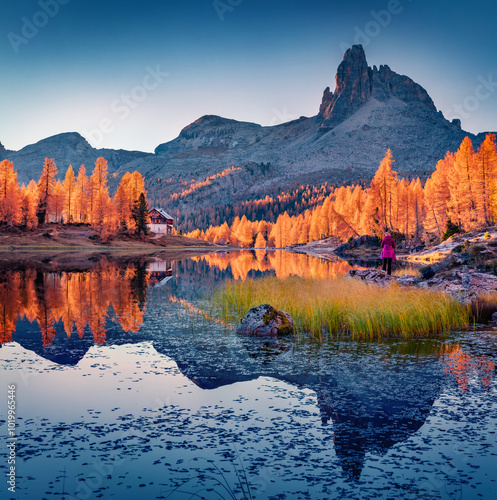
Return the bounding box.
[380,232,396,275]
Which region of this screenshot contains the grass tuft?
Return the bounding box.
[212,276,469,339]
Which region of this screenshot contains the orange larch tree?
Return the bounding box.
[114,172,133,230]
[475,133,497,226]
[89,158,117,240]
[114,171,147,232]
[423,155,451,240]
[349,185,365,233]
[51,180,66,223]
[409,178,425,245]
[20,180,39,229]
[453,137,477,230]
[74,165,89,223]
[396,178,410,241]
[254,231,267,248]
[63,165,76,223]
[364,150,398,234]
[0,159,21,226]
[89,157,109,222]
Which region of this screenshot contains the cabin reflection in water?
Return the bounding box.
[147,260,173,287]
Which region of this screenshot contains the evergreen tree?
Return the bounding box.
[133,193,149,236]
[37,158,58,224]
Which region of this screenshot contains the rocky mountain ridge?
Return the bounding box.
[2,45,493,211]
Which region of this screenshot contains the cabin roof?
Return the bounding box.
[149,208,173,220]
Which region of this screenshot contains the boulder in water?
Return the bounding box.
[236,304,295,336]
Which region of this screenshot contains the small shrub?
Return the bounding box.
[442,219,460,241]
[483,259,497,275]
[468,244,485,257]
[451,244,463,253]
[484,232,491,239]
[419,265,435,279]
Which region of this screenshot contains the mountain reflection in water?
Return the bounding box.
[1,250,496,484]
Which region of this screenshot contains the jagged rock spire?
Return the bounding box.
[318,45,436,127]
[318,45,371,126]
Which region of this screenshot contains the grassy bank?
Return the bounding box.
[212,276,470,339]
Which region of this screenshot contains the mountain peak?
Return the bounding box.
[317,45,436,127]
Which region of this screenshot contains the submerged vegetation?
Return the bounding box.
[212,276,470,339]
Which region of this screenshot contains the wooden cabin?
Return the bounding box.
[148,208,174,234]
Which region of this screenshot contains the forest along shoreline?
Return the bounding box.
[0,224,220,270]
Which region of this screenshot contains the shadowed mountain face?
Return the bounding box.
[2,46,491,206]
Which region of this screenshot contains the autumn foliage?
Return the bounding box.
[0,156,149,241]
[187,134,497,247]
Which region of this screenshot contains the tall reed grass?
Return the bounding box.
[212,276,469,339]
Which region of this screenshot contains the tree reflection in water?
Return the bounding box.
[0,260,150,347]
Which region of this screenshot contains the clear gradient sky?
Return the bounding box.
[1,0,496,152]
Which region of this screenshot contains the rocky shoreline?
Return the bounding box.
[291,229,497,310]
[347,267,497,306]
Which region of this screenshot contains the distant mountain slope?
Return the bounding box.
[2,45,492,206]
[2,132,152,184]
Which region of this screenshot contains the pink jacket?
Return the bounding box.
[380,235,397,260]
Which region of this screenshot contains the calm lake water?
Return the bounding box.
[0,250,496,500]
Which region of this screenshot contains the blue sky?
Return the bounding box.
[1,0,496,152]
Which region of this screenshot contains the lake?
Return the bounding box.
[0,250,496,500]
